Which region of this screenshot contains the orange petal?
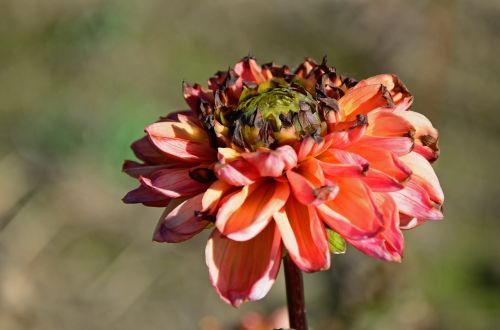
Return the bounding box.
[354,136,414,156]
[234,57,266,83]
[346,193,403,262]
[274,199,330,272]
[216,180,290,241]
[366,109,415,137]
[202,180,235,214]
[339,84,392,121]
[316,178,384,240]
[354,74,410,104]
[206,223,282,307]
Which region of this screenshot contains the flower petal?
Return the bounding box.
[153,194,210,243]
[354,136,414,156]
[216,180,290,241]
[347,193,403,262]
[131,136,171,164]
[354,74,410,104]
[366,109,415,137]
[122,160,173,178]
[316,178,384,240]
[339,84,392,120]
[400,152,444,204]
[202,180,235,214]
[146,122,215,162]
[234,57,266,83]
[139,167,209,198]
[390,179,443,220]
[122,185,170,207]
[396,110,440,162]
[241,145,298,177]
[273,198,330,272]
[206,223,282,307]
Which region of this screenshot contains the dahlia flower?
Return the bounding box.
[123,56,443,307]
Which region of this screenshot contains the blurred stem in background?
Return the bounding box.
[284,255,308,330]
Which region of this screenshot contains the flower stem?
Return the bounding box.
[283,256,308,330]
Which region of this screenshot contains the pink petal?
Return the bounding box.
[153,194,210,243]
[362,169,404,192]
[183,82,214,114]
[216,180,290,241]
[354,74,410,104]
[205,223,282,307]
[273,198,330,272]
[316,178,384,240]
[287,169,338,206]
[146,122,215,162]
[396,110,440,162]
[131,136,171,164]
[241,145,298,177]
[400,152,444,204]
[390,179,443,220]
[346,193,403,262]
[214,158,261,186]
[139,167,209,198]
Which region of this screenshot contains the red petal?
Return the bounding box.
[273,198,330,272]
[153,194,210,242]
[216,180,289,241]
[206,223,282,307]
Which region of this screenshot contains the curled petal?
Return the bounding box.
[202,180,235,214]
[274,198,330,272]
[339,84,392,121]
[122,185,170,207]
[316,178,384,240]
[234,57,266,83]
[206,223,282,307]
[396,110,440,162]
[319,149,369,177]
[241,145,298,177]
[153,194,210,242]
[146,122,215,162]
[183,82,214,114]
[216,180,290,241]
[390,179,443,220]
[354,74,411,104]
[347,146,412,183]
[362,169,404,192]
[131,136,171,164]
[139,167,209,198]
[400,152,444,205]
[328,124,368,149]
[366,109,415,137]
[214,159,260,186]
[347,193,403,262]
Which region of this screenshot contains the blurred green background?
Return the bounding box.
[1,0,499,329]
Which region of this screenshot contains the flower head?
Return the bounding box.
[123,56,443,306]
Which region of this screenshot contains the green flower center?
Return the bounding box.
[231,86,326,150]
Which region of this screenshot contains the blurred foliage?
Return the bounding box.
[0,0,499,329]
